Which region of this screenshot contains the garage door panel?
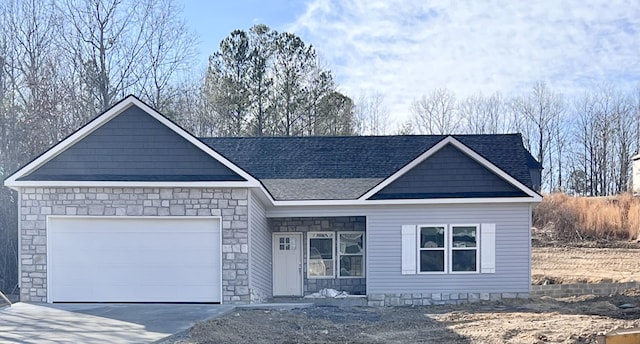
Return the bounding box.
[53,270,217,287]
[48,217,221,303]
[53,285,219,303]
[53,248,218,266]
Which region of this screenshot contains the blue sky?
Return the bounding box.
[178,0,640,127]
[178,0,306,69]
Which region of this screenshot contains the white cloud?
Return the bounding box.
[288,0,640,125]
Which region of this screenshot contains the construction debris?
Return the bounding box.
[303,288,349,299]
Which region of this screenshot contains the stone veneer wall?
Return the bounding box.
[366,292,531,306]
[19,187,249,304]
[270,217,366,295]
[368,281,640,306]
[531,281,640,298]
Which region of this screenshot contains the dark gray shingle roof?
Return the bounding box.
[261,178,383,200]
[200,134,538,200]
[201,135,533,182]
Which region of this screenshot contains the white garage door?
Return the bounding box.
[48,217,221,303]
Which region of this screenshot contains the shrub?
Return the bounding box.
[533,193,640,241]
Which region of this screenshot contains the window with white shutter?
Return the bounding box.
[401,225,417,275]
[480,223,496,273]
[401,223,496,274]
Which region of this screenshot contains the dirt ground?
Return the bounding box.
[532,246,640,284]
[171,239,640,344]
[174,290,640,344]
[530,226,640,284]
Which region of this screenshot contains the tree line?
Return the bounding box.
[403,83,640,196]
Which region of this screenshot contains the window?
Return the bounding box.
[338,232,365,277]
[308,232,335,278]
[450,225,478,272]
[279,236,296,251]
[403,224,489,275]
[419,226,446,272]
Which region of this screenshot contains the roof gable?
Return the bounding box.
[369,143,528,199]
[5,96,258,186]
[360,136,540,201]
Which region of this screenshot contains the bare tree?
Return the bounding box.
[569,86,638,196]
[396,120,415,135]
[511,82,565,189]
[354,92,390,135]
[0,4,19,295]
[136,0,196,112]
[3,0,67,153]
[550,110,570,191]
[572,93,598,195]
[592,88,617,195]
[60,0,152,112]
[612,93,635,192]
[459,92,506,134]
[0,0,64,294]
[411,88,460,134]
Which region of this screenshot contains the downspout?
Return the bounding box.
[17,188,21,296]
[247,190,253,303]
[365,215,369,298]
[528,203,532,293]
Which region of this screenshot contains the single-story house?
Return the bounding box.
[4,95,542,305]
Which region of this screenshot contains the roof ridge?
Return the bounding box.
[199,133,523,140]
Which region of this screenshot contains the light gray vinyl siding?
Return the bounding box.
[366,203,531,294]
[248,190,272,298]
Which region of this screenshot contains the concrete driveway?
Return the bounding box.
[0,302,234,343]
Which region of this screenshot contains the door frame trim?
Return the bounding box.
[272,232,303,297]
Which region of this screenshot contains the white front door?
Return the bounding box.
[273,233,302,296]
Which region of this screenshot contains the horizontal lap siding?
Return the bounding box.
[372,144,526,198]
[23,106,243,181]
[248,191,272,299]
[366,203,530,294]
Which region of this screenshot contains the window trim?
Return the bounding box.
[415,224,481,275]
[337,231,365,279]
[417,224,448,275]
[307,232,336,279]
[449,224,480,274]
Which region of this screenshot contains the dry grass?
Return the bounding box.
[533,193,640,241]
